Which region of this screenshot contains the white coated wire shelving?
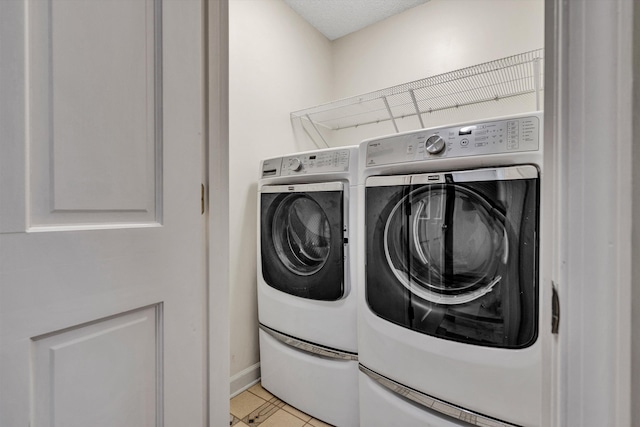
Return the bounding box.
[291,48,544,148]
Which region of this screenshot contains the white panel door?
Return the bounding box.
[0,1,207,426]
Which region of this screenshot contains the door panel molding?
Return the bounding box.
[31,305,163,427]
[27,0,163,229]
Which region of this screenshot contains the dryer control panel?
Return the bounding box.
[261,149,351,178]
[365,115,540,167]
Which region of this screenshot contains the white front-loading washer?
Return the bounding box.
[258,146,359,427]
[357,112,549,427]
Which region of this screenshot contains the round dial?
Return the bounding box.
[289,158,302,172]
[425,135,446,155]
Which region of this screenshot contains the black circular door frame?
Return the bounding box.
[260,182,346,301]
[365,165,539,349]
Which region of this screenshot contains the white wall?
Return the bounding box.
[229,0,543,394]
[228,0,333,392]
[333,0,544,97]
[327,0,545,147]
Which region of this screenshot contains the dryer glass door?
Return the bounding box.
[365,166,539,348]
[365,178,413,327]
[261,182,345,301]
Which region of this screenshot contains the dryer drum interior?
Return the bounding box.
[261,189,345,301]
[366,171,539,348]
[272,195,332,276]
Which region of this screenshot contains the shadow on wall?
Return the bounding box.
[230,181,261,370]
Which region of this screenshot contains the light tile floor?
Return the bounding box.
[230,383,334,427]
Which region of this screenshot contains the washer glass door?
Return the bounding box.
[261,182,345,301]
[366,166,538,348]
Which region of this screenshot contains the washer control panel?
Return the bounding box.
[365,115,540,167]
[261,149,351,178]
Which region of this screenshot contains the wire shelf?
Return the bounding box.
[291,48,544,148]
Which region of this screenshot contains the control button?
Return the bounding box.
[289,158,302,172]
[425,135,446,154]
[460,139,469,146]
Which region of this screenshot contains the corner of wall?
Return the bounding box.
[228,0,333,381]
[230,362,261,398]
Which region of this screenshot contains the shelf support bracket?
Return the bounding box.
[305,114,329,148]
[533,57,542,110]
[409,89,425,128]
[382,96,399,133]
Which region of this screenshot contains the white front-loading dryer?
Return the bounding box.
[257,146,359,427]
[357,112,549,427]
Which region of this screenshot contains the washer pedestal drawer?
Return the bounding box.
[359,370,475,427]
[259,329,359,427]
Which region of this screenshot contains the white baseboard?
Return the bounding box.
[230,362,261,398]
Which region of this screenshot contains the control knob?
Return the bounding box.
[425,135,446,155]
[289,158,303,172]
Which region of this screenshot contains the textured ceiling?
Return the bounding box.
[283,0,430,41]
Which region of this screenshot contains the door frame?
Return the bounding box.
[207,0,230,425]
[545,0,635,425]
